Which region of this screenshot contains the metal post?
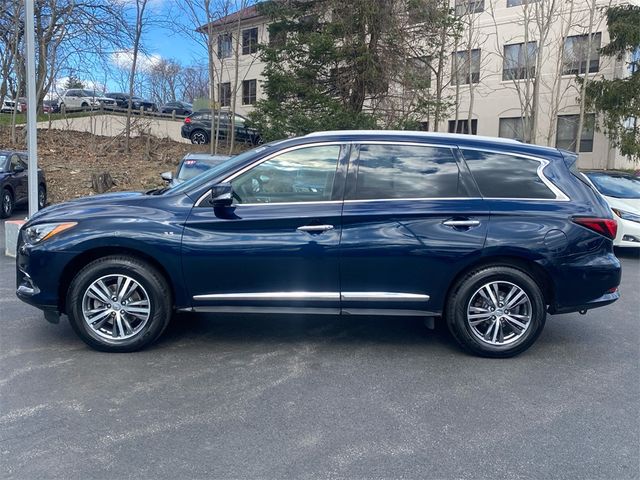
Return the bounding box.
[24,0,39,217]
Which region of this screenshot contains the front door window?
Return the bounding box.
[232,145,341,204]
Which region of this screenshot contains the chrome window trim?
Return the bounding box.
[194,140,570,206]
[195,141,345,207]
[458,146,570,202]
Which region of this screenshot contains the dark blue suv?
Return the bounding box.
[16,131,621,357]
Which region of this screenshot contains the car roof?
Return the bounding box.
[0,150,27,156]
[300,130,563,158]
[183,153,232,161]
[582,170,637,177]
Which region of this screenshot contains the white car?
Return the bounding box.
[583,170,640,248]
[1,97,23,113]
[58,89,117,111]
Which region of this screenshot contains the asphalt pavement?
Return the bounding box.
[1,214,638,480]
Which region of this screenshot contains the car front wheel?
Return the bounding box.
[67,255,172,352]
[446,266,546,358]
[1,188,13,218]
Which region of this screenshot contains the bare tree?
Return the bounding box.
[124,0,150,152]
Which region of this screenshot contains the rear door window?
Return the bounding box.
[352,144,464,200]
[461,149,556,199]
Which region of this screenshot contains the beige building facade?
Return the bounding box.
[205,0,636,169]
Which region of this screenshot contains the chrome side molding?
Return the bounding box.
[193,291,430,302]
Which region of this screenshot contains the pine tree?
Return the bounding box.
[584,5,640,162]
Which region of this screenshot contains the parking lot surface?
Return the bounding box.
[1,217,638,480]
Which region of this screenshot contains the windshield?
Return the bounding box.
[585,172,640,199]
[164,144,276,196]
[177,158,225,181]
[0,155,6,171]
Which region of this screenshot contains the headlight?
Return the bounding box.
[612,208,640,224]
[24,222,77,244]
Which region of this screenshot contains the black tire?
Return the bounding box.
[190,130,209,145]
[1,188,14,218]
[38,184,46,209]
[445,266,546,358]
[66,255,172,352]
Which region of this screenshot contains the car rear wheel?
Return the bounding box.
[67,255,172,352]
[445,266,546,358]
[190,130,209,145]
[38,184,46,209]
[1,188,13,218]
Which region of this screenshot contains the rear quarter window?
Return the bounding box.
[461,149,556,199]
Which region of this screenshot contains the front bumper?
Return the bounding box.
[15,234,75,321]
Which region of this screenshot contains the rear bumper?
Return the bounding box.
[547,251,621,314]
[549,290,620,314]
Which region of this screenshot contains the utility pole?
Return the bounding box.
[24,0,39,217]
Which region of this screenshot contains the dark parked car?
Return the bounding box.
[181,111,262,145]
[1,150,47,218]
[42,99,60,114]
[160,101,193,116]
[105,93,157,111]
[161,152,231,186]
[16,131,620,356]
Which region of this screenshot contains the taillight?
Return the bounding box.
[184,117,191,124]
[572,217,618,240]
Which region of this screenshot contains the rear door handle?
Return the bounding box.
[297,224,334,233]
[442,219,481,228]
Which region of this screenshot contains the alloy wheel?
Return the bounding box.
[2,191,12,216]
[81,274,151,341]
[191,131,207,144]
[466,281,532,346]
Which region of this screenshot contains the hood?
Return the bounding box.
[29,191,146,222]
[603,195,640,213]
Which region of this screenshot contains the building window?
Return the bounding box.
[503,42,537,80]
[405,57,431,89]
[563,33,602,75]
[499,117,531,142]
[556,114,595,152]
[268,27,286,47]
[507,0,539,7]
[452,49,481,85]
[448,119,478,135]
[455,0,484,15]
[242,27,258,55]
[219,82,231,107]
[218,33,232,59]
[242,79,257,105]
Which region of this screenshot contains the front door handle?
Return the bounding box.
[297,224,334,233]
[442,219,481,228]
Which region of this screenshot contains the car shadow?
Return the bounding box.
[156,312,461,352]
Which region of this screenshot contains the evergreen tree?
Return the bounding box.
[64,75,85,89]
[584,4,640,162]
[250,0,457,141]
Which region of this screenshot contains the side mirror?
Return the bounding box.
[211,182,233,207]
[161,171,172,182]
[13,165,25,173]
